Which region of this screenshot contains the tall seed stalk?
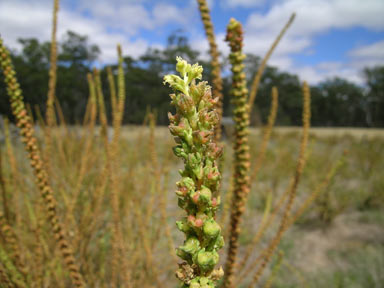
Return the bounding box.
[251,86,279,181]
[0,37,86,288]
[0,151,10,222]
[248,81,311,286]
[0,213,27,282]
[44,0,60,172]
[248,13,295,114]
[109,44,131,287]
[196,0,224,142]
[0,263,14,288]
[223,18,251,288]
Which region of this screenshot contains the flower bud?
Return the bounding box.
[178,94,195,117]
[188,63,203,83]
[191,192,200,204]
[203,219,220,239]
[169,124,183,137]
[175,186,188,196]
[179,236,201,255]
[192,165,204,180]
[199,277,209,285]
[176,248,189,261]
[173,146,187,159]
[163,74,187,95]
[187,215,196,225]
[190,282,200,288]
[176,56,190,78]
[194,130,211,145]
[207,169,220,182]
[199,186,212,204]
[211,267,224,281]
[177,177,195,192]
[178,197,187,209]
[213,235,225,250]
[194,218,203,228]
[197,250,219,273]
[182,128,193,146]
[176,220,192,234]
[168,112,178,123]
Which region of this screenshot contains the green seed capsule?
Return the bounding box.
[199,186,212,204]
[180,236,201,255]
[190,282,200,288]
[203,219,220,239]
[197,250,219,273]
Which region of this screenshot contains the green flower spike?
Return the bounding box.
[164,57,224,287]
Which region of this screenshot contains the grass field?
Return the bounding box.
[1,123,383,287]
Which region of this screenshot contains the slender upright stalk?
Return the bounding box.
[288,153,346,226]
[263,251,284,288]
[248,81,310,287]
[0,151,10,222]
[109,44,130,287]
[164,57,224,287]
[235,87,278,276]
[45,0,59,127]
[66,73,97,226]
[0,263,14,288]
[0,214,27,281]
[237,179,291,280]
[251,86,278,180]
[196,0,224,142]
[93,68,109,147]
[0,37,86,288]
[223,19,251,288]
[44,0,60,172]
[248,13,295,114]
[4,119,21,225]
[107,66,117,119]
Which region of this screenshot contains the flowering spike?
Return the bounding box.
[164,57,224,287]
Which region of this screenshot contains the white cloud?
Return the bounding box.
[0,1,52,49]
[290,63,364,85]
[242,0,384,84]
[287,39,384,85]
[246,0,384,36]
[244,0,384,58]
[349,40,384,60]
[190,31,230,62]
[243,33,310,57]
[1,0,384,83]
[268,56,293,71]
[223,0,266,8]
[0,0,157,63]
[152,3,187,26]
[291,40,384,85]
[76,1,193,36]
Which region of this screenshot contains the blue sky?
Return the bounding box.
[1,0,383,84]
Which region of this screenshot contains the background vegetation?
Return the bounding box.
[1,30,383,127]
[1,124,383,287]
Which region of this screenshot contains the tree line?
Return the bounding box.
[1,30,383,127]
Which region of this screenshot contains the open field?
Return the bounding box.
[119,126,384,140]
[1,124,383,287]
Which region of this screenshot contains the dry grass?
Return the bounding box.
[0,122,382,287]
